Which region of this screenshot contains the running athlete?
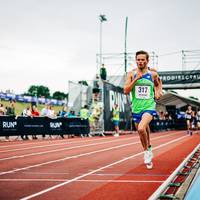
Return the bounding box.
[185,105,194,135]
[124,50,162,169]
[196,109,200,131]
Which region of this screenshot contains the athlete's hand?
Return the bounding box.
[155,90,163,100]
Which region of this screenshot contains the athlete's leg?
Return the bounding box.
[137,113,153,151]
[146,125,151,147]
[186,120,190,132]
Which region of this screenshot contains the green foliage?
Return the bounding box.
[27,85,50,98]
[52,91,68,100]
[78,80,88,86]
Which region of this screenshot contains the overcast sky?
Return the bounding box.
[0,0,200,98]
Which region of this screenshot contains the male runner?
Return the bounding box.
[124,50,162,169]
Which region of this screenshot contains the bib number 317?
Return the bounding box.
[135,86,150,99]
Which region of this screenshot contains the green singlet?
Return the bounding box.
[131,71,155,114]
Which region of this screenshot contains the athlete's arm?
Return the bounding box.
[124,70,142,94]
[152,72,163,100]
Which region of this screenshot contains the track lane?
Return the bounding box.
[0,132,184,174]
[0,132,192,199]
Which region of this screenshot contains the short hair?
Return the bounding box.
[135,50,149,60]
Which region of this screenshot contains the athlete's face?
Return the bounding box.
[136,54,148,69]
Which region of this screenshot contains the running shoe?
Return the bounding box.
[148,145,153,160]
[144,151,151,164]
[146,162,153,169]
[144,150,153,169]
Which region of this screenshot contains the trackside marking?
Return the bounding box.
[0,132,181,161]
[0,133,182,176]
[148,143,200,200]
[0,133,183,175]
[0,136,133,153]
[20,135,188,200]
[0,136,138,161]
[0,178,164,183]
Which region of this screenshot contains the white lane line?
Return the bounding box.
[0,178,164,183]
[0,136,127,153]
[0,132,181,161]
[23,172,69,175]
[23,172,168,176]
[20,135,188,200]
[90,173,170,177]
[0,133,181,176]
[0,136,137,161]
[0,135,121,149]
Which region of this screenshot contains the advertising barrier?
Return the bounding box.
[0,116,89,137]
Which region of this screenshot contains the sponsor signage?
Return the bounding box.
[0,116,89,136]
[158,70,200,89]
[103,82,131,131]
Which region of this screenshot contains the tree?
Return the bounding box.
[52,91,68,100]
[78,80,88,86]
[27,85,50,98]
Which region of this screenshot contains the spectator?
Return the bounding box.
[21,105,32,140]
[80,105,91,137]
[59,106,68,117]
[31,105,40,116]
[100,63,107,81]
[6,99,16,116]
[41,103,50,117]
[48,105,56,118]
[5,100,16,141]
[40,103,51,139]
[22,105,32,117]
[68,110,76,118]
[0,103,6,116]
[91,99,101,129]
[112,103,120,137]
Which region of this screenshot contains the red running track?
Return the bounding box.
[0,131,199,200]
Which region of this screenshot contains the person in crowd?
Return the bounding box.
[124,50,162,169]
[0,103,6,116]
[59,106,69,117]
[185,105,194,135]
[112,103,120,137]
[31,105,40,117]
[22,105,32,117]
[48,105,56,118]
[21,105,32,140]
[196,108,200,132]
[68,110,76,118]
[80,105,91,137]
[5,99,16,141]
[31,105,40,139]
[91,99,101,129]
[41,103,50,117]
[6,99,16,116]
[89,113,96,133]
[100,63,107,81]
[40,103,51,139]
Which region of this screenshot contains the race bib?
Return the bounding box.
[135,86,150,99]
[186,114,191,119]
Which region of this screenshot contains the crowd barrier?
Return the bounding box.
[150,119,187,132]
[0,116,90,137]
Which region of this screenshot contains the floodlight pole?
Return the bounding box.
[124,17,128,74]
[99,14,107,72]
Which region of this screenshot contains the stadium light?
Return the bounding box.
[99,14,107,71]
